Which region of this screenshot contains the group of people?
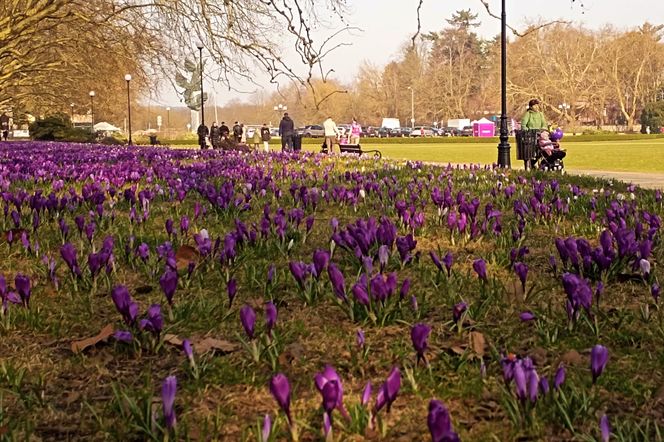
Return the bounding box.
[276,112,362,153]
[196,121,272,151]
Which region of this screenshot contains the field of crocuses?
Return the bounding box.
[0,141,662,441]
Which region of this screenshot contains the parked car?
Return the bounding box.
[460,126,473,137]
[390,127,402,137]
[376,127,391,138]
[439,127,459,137]
[363,126,376,137]
[400,127,413,137]
[337,124,351,136]
[410,126,434,137]
[297,125,325,137]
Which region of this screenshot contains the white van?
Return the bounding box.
[381,118,401,129]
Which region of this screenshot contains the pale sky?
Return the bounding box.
[154,0,664,107]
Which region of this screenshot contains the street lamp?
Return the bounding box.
[558,103,570,121]
[70,103,74,126]
[407,86,414,128]
[89,91,96,133]
[273,103,287,122]
[166,106,171,131]
[125,74,133,145]
[496,0,511,168]
[196,41,205,128]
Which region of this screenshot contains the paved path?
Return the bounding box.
[564,169,664,190]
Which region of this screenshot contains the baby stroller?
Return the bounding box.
[515,129,565,172]
[537,129,565,171]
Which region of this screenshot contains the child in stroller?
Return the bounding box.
[538,129,566,170]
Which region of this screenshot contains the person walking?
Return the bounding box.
[279,112,295,151]
[232,121,242,142]
[197,123,209,149]
[220,121,230,139]
[323,116,340,153]
[240,123,247,144]
[260,123,271,152]
[521,99,548,130]
[251,126,261,149]
[349,117,361,145]
[0,113,10,141]
[210,122,221,149]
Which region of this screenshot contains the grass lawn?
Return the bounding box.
[300,138,664,173]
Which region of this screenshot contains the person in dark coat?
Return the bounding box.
[279,113,295,151]
[0,113,9,141]
[232,121,242,142]
[210,122,221,149]
[197,123,209,149]
[260,123,271,152]
[220,121,230,139]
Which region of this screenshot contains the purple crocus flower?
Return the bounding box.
[227,278,237,307]
[442,252,454,276]
[514,262,528,290]
[314,365,348,420]
[374,366,401,414]
[411,323,431,364]
[599,414,611,442]
[162,375,177,429]
[327,263,347,301]
[179,216,189,235]
[265,301,277,335]
[352,282,370,305]
[110,285,139,325]
[399,278,411,300]
[591,344,609,383]
[321,379,340,415]
[182,339,194,361]
[240,305,256,339]
[267,265,276,284]
[452,302,467,323]
[472,259,487,281]
[356,329,365,349]
[140,304,163,336]
[513,361,527,401]
[159,269,178,306]
[652,283,661,303]
[519,311,536,322]
[427,399,460,442]
[113,330,133,343]
[554,365,566,390]
[60,243,81,277]
[14,274,31,307]
[429,251,443,272]
[269,373,292,424]
[313,249,330,278]
[262,414,272,442]
[378,245,389,270]
[539,377,550,395]
[137,243,150,261]
[289,261,309,287]
[165,218,174,237]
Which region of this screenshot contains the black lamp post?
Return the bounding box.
[166,107,171,132]
[196,41,205,128]
[125,74,133,145]
[89,91,96,133]
[496,0,511,168]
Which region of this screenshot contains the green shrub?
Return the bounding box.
[29,114,94,142]
[640,101,664,134]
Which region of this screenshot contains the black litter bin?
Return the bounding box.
[292,133,302,151]
[515,129,539,170]
[149,134,159,146]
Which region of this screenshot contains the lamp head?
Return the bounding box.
[196,41,204,50]
[89,91,95,97]
[125,74,132,81]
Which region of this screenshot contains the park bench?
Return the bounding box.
[338,143,382,159]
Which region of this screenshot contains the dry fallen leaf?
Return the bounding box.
[71,324,114,353]
[175,245,199,271]
[164,334,237,355]
[194,337,237,354]
[470,331,486,357]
